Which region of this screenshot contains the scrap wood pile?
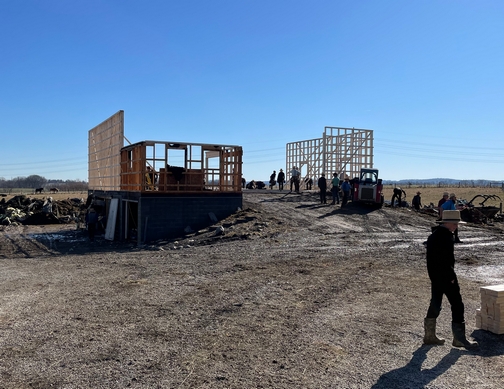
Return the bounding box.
[0,195,87,226]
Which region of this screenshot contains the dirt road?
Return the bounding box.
[0,190,503,388]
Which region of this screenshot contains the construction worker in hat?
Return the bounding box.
[412,191,422,211]
[423,210,478,349]
[277,169,285,190]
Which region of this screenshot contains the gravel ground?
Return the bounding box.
[0,190,503,388]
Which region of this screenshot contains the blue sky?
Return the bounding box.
[1,0,503,182]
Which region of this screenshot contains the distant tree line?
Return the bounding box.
[0,175,88,193]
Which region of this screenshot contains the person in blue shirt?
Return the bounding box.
[341,178,351,207]
[441,193,457,211]
[441,193,463,243]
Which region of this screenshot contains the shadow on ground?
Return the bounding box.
[371,332,504,388]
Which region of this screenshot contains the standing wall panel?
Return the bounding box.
[88,110,124,191]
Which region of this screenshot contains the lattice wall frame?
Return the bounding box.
[120,141,243,193]
[88,110,125,191]
[286,127,373,182]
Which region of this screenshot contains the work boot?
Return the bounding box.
[452,322,478,349]
[423,318,445,345]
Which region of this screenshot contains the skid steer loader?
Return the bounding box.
[352,168,384,208]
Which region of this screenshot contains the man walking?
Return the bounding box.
[423,210,478,349]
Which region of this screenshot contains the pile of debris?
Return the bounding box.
[0,195,87,226]
[415,194,503,225]
[461,195,503,224]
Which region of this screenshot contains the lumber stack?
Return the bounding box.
[476,284,504,334]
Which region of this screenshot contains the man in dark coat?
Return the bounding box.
[412,191,422,211]
[317,174,327,204]
[269,170,276,190]
[277,169,285,190]
[423,210,478,348]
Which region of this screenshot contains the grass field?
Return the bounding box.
[1,190,88,202]
[382,185,504,208]
[2,186,503,209]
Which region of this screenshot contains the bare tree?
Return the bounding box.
[25,175,47,189]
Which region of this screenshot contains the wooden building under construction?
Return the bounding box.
[285,126,374,185]
[88,111,243,244]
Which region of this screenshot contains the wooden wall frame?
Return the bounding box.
[286,127,374,182]
[120,141,243,193]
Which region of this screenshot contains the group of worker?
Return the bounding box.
[268,169,287,191]
[256,167,302,192]
[248,173,479,349]
[317,173,352,206]
[266,169,355,206]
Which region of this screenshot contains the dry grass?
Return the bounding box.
[382,185,504,208]
[2,191,88,203]
[3,187,503,209]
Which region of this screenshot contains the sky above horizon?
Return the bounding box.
[1,0,503,182]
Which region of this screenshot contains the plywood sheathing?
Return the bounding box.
[88,110,124,191]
